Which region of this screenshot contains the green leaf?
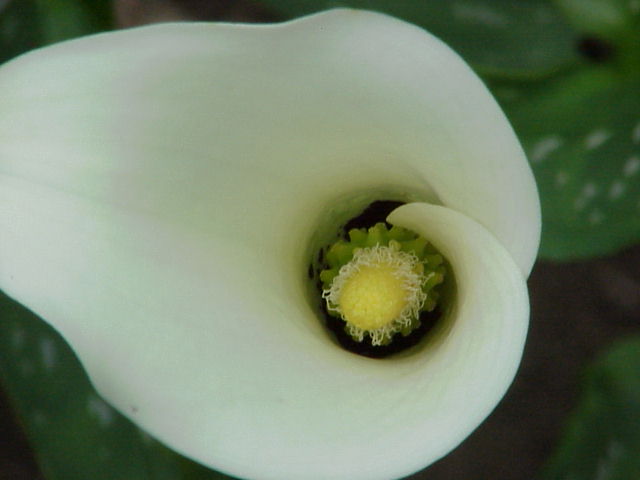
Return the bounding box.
[541,337,640,480]
[492,67,640,260]
[32,0,113,45]
[0,0,40,63]
[0,291,235,480]
[486,0,640,260]
[553,0,640,45]
[0,0,113,64]
[259,0,581,78]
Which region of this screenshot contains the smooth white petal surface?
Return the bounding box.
[0,9,538,480]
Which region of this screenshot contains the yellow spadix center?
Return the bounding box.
[322,243,428,345]
[338,263,409,330]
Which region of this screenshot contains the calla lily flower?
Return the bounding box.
[0,9,540,480]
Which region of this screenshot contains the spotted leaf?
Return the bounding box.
[493,66,640,260]
[554,0,640,47]
[541,337,640,480]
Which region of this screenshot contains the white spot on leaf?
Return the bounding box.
[452,3,509,27]
[88,395,115,427]
[574,182,599,211]
[608,181,625,200]
[589,209,605,225]
[530,136,563,163]
[625,156,640,177]
[583,182,598,198]
[632,122,640,143]
[595,441,625,480]
[584,129,612,150]
[39,338,57,370]
[555,171,568,187]
[11,328,25,350]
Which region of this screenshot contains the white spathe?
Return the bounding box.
[0,9,540,480]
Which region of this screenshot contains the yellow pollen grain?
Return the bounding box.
[338,263,409,331]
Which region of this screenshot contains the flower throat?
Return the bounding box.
[310,201,449,358]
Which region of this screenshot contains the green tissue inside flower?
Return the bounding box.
[318,223,447,347]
